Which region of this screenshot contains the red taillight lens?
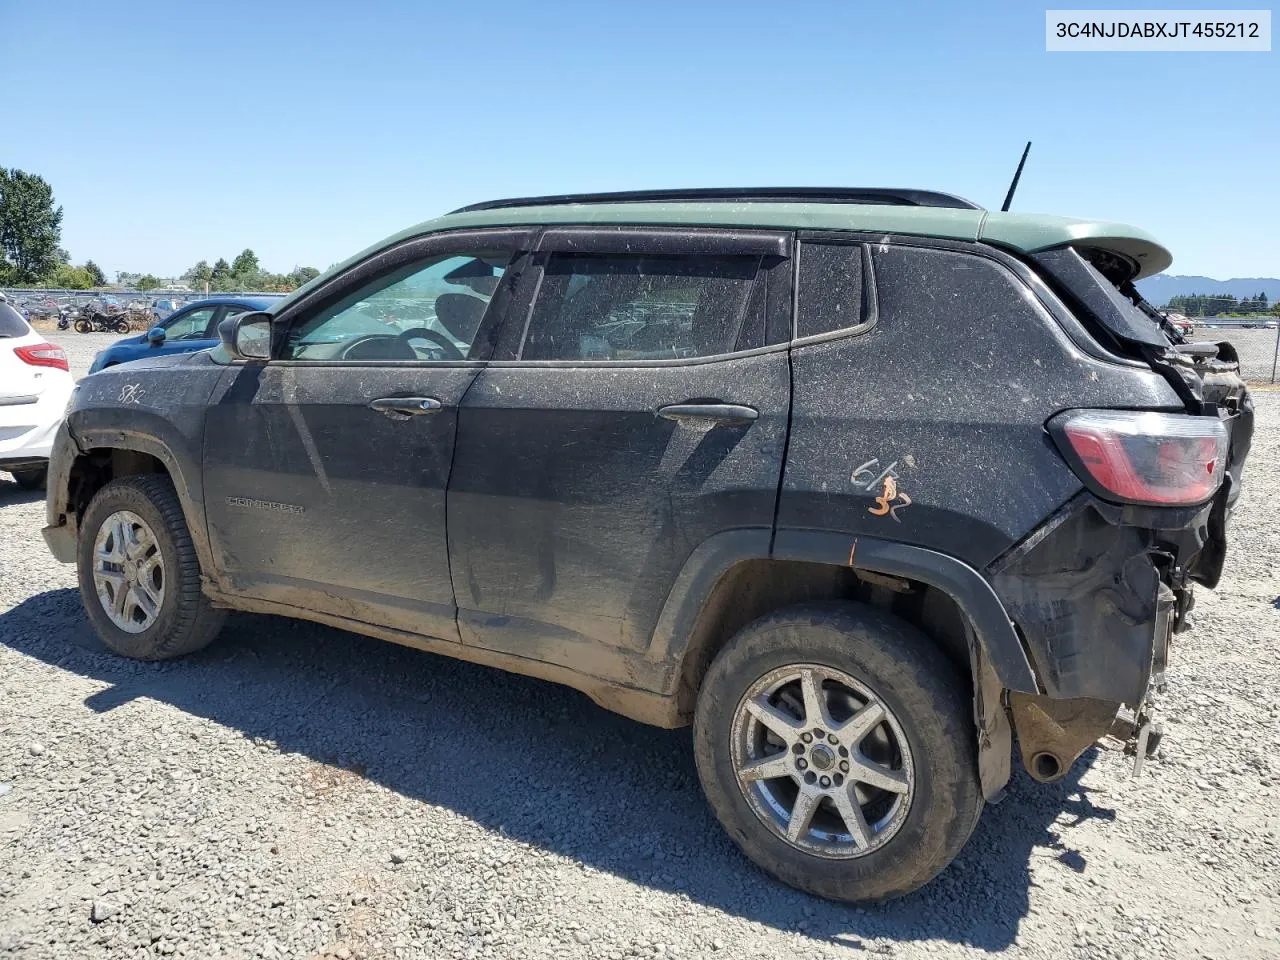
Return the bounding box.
[14,341,70,372]
[1050,410,1228,506]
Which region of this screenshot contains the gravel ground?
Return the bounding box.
[45,331,131,379]
[1,348,1278,959]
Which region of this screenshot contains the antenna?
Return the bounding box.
[1000,141,1032,212]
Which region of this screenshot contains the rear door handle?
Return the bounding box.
[369,396,444,418]
[657,403,758,425]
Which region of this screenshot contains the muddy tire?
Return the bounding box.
[77,474,225,660]
[693,602,983,902]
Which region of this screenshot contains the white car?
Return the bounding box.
[0,299,74,489]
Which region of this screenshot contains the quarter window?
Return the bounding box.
[795,242,868,339]
[520,254,761,361]
[282,253,511,361]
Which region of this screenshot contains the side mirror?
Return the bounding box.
[218,311,272,361]
[146,326,167,345]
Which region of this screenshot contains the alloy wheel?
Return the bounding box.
[730,663,914,858]
[92,510,165,633]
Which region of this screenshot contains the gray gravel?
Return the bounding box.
[2,372,1279,958]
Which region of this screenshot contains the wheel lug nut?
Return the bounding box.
[804,772,817,785]
[827,734,838,745]
[797,757,808,770]
[839,760,850,773]
[819,775,831,788]
[800,733,812,744]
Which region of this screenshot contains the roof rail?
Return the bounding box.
[451,187,983,214]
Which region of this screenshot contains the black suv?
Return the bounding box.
[42,188,1252,901]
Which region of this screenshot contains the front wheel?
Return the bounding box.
[74,318,92,333]
[77,474,226,659]
[693,602,983,902]
[112,318,130,334]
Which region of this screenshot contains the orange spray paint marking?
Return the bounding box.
[868,475,911,522]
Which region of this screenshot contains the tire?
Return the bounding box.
[113,318,130,334]
[74,318,92,334]
[11,467,47,490]
[77,474,226,660]
[693,602,983,902]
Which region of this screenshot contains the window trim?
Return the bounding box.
[267,228,536,364]
[499,226,792,367]
[791,240,879,346]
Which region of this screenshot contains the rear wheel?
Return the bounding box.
[74,318,92,334]
[112,318,130,334]
[11,467,47,490]
[693,602,983,902]
[77,474,225,659]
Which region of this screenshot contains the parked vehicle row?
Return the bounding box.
[38,187,1252,903]
[87,296,283,374]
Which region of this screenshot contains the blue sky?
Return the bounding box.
[1,1,1275,279]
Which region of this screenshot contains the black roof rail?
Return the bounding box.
[451,187,983,214]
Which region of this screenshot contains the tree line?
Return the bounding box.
[0,165,318,293]
[1165,292,1278,317]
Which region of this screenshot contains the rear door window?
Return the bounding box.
[519,254,761,361]
[795,241,871,339]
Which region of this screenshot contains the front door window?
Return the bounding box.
[282,253,511,362]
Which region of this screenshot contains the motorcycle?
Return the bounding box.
[74,307,131,334]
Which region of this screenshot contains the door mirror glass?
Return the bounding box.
[146,326,167,344]
[218,311,272,360]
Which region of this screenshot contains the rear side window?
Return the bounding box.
[520,254,760,361]
[0,303,30,338]
[795,241,869,339]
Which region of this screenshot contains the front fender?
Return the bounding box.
[54,355,228,576]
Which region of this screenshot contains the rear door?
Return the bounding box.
[203,228,532,641]
[446,227,792,680]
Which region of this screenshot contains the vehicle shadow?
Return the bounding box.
[0,478,47,506]
[0,589,1116,950]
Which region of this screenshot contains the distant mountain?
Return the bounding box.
[1136,274,1280,306]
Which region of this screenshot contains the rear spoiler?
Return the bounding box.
[980,215,1173,280]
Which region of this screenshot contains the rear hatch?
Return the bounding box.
[0,304,45,411]
[1030,242,1253,588]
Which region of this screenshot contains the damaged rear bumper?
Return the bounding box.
[986,489,1223,780]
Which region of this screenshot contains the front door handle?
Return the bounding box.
[657,403,758,425]
[369,396,443,418]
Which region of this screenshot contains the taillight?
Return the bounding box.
[1049,410,1228,507]
[14,341,70,372]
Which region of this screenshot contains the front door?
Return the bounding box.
[203,229,532,641]
[446,227,792,682]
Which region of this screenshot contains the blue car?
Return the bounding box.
[87,296,281,374]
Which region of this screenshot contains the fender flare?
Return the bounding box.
[771,530,1038,694]
[59,426,217,576]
